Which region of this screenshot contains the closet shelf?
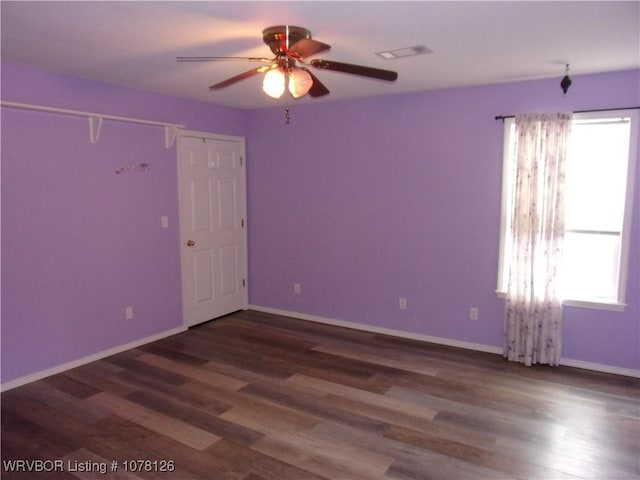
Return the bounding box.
[1,100,185,148]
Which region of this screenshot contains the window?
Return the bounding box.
[497,110,638,310]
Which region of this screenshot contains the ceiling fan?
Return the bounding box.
[177,25,398,100]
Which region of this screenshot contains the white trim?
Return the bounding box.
[0,326,187,392]
[249,305,640,378]
[178,130,245,144]
[560,358,640,378]
[615,109,638,307]
[495,290,627,312]
[562,299,626,312]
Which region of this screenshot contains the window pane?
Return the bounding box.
[498,111,637,307]
[562,232,620,302]
[565,121,630,232]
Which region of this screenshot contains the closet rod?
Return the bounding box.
[494,106,640,121]
[0,100,185,148]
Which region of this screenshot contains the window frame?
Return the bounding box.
[496,109,639,311]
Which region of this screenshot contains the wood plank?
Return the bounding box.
[2,395,97,455]
[209,439,328,480]
[9,381,110,424]
[102,353,188,386]
[137,339,211,366]
[219,405,318,435]
[309,419,497,469]
[136,352,248,391]
[88,392,220,451]
[124,388,262,445]
[311,343,440,376]
[384,424,576,480]
[238,382,389,434]
[88,414,227,480]
[286,373,437,421]
[112,431,246,480]
[1,406,81,463]
[63,361,137,397]
[42,374,102,399]
[251,430,393,480]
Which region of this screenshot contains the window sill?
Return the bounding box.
[495,291,626,312]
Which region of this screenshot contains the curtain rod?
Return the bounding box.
[494,106,640,121]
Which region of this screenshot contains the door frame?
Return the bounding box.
[176,129,248,327]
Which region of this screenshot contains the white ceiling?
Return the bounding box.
[1,1,638,110]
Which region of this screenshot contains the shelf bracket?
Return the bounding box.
[89,116,103,144]
[165,125,179,149]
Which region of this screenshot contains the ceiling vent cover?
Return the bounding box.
[376,45,432,60]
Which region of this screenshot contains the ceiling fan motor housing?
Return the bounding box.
[263,26,311,55]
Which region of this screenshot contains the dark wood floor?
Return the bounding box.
[2,310,639,479]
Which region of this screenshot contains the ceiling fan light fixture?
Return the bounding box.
[262,68,286,98]
[288,68,313,98]
[185,25,397,103]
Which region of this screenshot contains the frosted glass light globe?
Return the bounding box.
[288,69,313,98]
[262,69,286,98]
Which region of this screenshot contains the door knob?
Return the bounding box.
[186,240,196,247]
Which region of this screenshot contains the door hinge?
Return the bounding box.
[241,218,245,228]
[242,278,246,288]
[240,156,243,166]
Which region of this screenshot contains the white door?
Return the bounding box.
[177,131,247,327]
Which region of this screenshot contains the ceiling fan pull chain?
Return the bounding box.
[285,106,290,124]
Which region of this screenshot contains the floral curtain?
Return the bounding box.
[505,112,572,366]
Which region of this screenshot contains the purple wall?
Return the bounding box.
[246,70,640,371]
[1,64,247,384]
[2,63,638,385]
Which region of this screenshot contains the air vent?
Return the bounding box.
[376,45,432,60]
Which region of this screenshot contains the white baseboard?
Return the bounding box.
[559,358,640,378]
[1,325,188,392]
[248,305,503,355]
[249,305,640,378]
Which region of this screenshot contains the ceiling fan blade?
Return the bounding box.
[287,38,331,59]
[177,56,275,63]
[310,59,398,81]
[300,68,330,97]
[209,65,272,90]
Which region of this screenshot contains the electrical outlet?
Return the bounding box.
[399,297,407,310]
[161,216,169,228]
[469,307,479,320]
[294,283,301,294]
[125,306,134,320]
